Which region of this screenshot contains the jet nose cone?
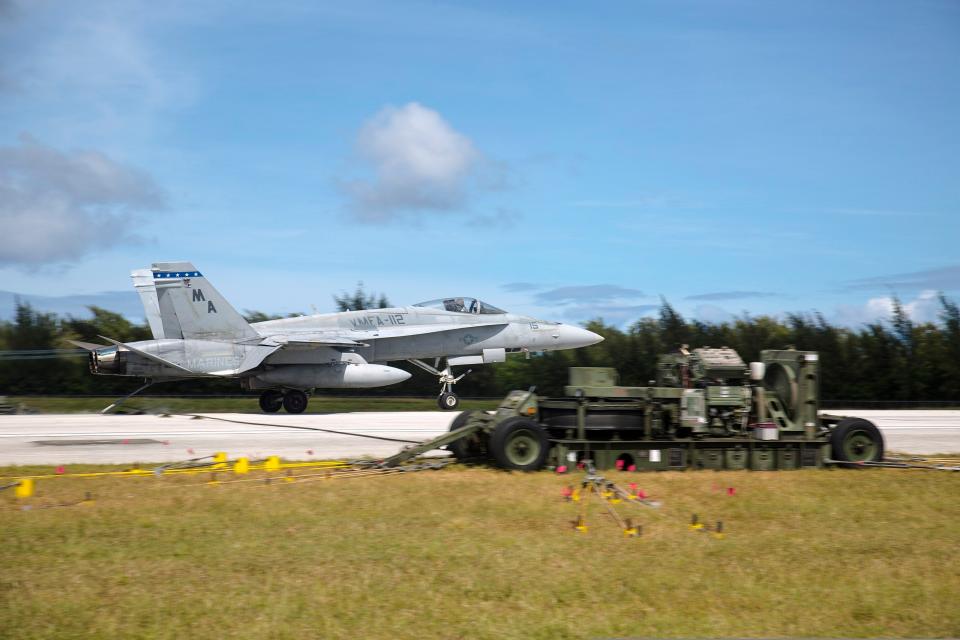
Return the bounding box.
[554,325,604,350]
[583,328,604,346]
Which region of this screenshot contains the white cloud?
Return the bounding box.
[0,135,165,267]
[339,102,499,222]
[833,290,943,326]
[903,290,942,323]
[693,304,735,324]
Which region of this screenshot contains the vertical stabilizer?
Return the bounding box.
[151,262,258,341]
[131,269,169,339]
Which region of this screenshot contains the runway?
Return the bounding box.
[0,409,958,466]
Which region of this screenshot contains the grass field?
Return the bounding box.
[7,396,500,414]
[1,465,958,639]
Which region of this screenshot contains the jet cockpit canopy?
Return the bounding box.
[414,298,506,315]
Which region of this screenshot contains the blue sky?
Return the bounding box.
[1,0,957,326]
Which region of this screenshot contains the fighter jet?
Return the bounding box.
[79,262,603,413]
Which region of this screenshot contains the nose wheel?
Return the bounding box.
[409,358,471,412]
[438,391,460,411]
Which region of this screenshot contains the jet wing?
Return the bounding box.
[258,322,508,348]
[263,334,369,348]
[348,322,508,340]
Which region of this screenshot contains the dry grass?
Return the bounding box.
[1,465,958,639]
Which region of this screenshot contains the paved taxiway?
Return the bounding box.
[0,410,958,465]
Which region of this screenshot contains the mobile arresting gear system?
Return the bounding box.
[382,347,887,471]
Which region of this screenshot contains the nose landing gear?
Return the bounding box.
[409,358,471,411]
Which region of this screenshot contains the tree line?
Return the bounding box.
[1,295,958,403]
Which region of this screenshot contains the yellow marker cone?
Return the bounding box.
[571,489,581,502]
[234,457,250,475]
[574,515,588,533]
[213,452,228,469]
[265,456,281,472]
[689,514,703,531]
[15,479,34,499]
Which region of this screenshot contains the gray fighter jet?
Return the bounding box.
[79,262,603,413]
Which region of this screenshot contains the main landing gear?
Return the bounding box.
[258,389,309,414]
[408,358,471,411]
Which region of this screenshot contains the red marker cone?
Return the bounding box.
[55,465,65,475]
[615,459,624,470]
[627,464,636,472]
[727,487,736,496]
[629,483,637,492]
[556,465,568,474]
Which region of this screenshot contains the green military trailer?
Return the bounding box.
[381,347,885,471]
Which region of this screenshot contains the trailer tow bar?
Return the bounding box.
[378,422,484,468]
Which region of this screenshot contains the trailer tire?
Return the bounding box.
[446,410,487,461]
[490,417,550,471]
[830,417,884,466]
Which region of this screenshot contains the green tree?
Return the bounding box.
[334,282,391,312]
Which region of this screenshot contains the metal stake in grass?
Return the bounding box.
[713,521,724,540]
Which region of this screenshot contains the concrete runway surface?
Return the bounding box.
[0,410,958,466]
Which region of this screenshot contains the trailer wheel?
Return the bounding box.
[489,417,550,471]
[446,410,487,461]
[830,418,884,465]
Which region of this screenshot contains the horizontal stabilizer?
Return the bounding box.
[68,340,109,351]
[98,336,195,375]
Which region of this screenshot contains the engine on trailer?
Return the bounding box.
[654,346,753,438]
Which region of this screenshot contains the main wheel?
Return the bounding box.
[446,410,487,461]
[489,416,550,471]
[830,417,884,465]
[282,390,309,414]
[258,390,283,413]
[438,392,460,411]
